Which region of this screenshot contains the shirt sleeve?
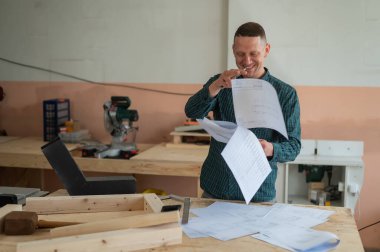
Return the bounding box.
[270,88,301,163]
[185,75,219,119]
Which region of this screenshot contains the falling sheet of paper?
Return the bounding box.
[232,79,288,139]
[196,117,237,143]
[221,126,271,204]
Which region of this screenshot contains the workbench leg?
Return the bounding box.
[172,135,182,144]
[196,178,203,198]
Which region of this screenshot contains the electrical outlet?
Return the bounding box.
[348,184,359,194]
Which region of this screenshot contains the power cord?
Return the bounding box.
[0,57,194,96]
[358,219,380,231]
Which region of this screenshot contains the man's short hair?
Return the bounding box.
[234,22,267,42]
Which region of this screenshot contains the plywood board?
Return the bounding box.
[132,143,208,163]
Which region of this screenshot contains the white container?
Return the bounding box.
[59,129,91,143]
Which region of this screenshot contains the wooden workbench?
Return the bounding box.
[0,191,364,251]
[165,201,363,251]
[0,137,208,196]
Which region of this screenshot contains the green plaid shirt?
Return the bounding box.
[185,68,301,202]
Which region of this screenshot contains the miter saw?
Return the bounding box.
[93,96,139,159]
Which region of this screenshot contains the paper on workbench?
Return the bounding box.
[256,224,340,252]
[221,126,271,204]
[196,117,237,143]
[232,79,288,139]
[184,214,260,241]
[191,202,271,220]
[183,202,339,250]
[262,203,335,228]
[183,202,272,240]
[252,233,295,251]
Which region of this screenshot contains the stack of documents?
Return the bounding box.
[183,202,339,252]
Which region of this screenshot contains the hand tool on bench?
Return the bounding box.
[2,211,80,235]
[160,194,191,224]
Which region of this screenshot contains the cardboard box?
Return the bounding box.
[308,182,325,201]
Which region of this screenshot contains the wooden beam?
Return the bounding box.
[143,194,163,213]
[16,223,182,252]
[50,211,179,237]
[38,210,146,223]
[24,194,145,214]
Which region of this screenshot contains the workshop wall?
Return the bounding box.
[1,0,380,250]
[1,83,380,251]
[228,0,380,87]
[0,0,228,84]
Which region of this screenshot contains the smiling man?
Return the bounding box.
[185,22,301,202]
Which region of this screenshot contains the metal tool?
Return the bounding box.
[181,198,191,225]
[162,194,191,224]
[95,96,139,159]
[170,195,190,225]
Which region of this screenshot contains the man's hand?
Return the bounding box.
[208,69,247,97]
[259,139,274,157]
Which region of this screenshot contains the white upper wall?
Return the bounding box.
[0,0,227,84]
[228,0,380,86]
[1,0,380,86]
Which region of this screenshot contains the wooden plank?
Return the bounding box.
[143,194,163,213]
[0,136,20,144]
[0,152,201,177]
[0,137,78,154]
[0,138,202,177]
[165,143,209,149]
[132,143,208,163]
[170,132,210,137]
[38,210,147,223]
[24,194,145,214]
[75,157,202,177]
[0,204,23,233]
[16,223,182,252]
[50,211,179,237]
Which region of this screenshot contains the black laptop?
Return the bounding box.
[41,137,136,196]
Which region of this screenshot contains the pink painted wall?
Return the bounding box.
[0,82,379,249]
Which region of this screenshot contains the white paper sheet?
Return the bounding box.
[191,202,271,220]
[262,203,335,228]
[184,202,272,241]
[232,79,288,139]
[259,224,340,251]
[252,233,295,251]
[221,126,271,204]
[184,201,339,251]
[182,213,260,241]
[196,118,237,143]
